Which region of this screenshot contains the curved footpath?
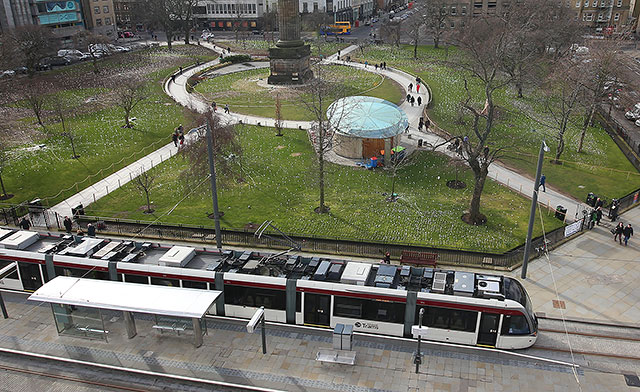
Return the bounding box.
[167,42,583,221]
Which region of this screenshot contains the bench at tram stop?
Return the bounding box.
[316,323,356,365]
[400,250,438,267]
[152,322,187,335]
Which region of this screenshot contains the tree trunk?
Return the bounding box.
[318,149,326,212]
[125,108,131,128]
[146,191,151,212]
[0,174,7,197]
[467,166,488,225]
[516,81,523,98]
[413,40,418,59]
[434,35,439,49]
[70,137,77,159]
[184,27,190,44]
[554,135,565,163]
[578,106,594,153]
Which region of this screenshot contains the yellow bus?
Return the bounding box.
[320,21,351,35]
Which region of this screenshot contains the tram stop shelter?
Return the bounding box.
[28,276,221,348]
[327,96,409,165]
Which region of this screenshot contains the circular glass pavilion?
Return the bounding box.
[327,96,408,159]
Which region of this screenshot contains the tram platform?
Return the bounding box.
[0,291,632,392]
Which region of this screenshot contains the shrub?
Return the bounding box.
[220,54,252,64]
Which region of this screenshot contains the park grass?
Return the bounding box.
[353,44,640,202]
[86,124,563,252]
[194,64,404,121]
[1,45,218,207]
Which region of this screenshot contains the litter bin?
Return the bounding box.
[418,139,423,147]
[341,324,353,351]
[555,205,567,221]
[333,324,344,350]
[586,193,596,207]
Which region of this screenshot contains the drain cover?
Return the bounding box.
[625,374,640,387]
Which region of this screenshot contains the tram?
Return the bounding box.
[0,229,538,349]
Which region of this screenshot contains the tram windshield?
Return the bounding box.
[503,277,537,331]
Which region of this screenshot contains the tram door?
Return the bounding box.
[477,313,499,347]
[0,261,23,291]
[304,293,331,327]
[18,263,43,292]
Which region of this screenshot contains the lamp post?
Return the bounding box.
[206,119,223,250]
[522,138,549,279]
[414,308,424,373]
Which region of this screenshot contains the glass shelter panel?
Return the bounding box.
[51,304,108,341]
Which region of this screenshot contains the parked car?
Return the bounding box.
[1,70,15,78]
[625,103,640,120]
[636,119,640,127]
[41,56,71,67]
[14,66,28,74]
[118,31,134,38]
[58,49,83,58]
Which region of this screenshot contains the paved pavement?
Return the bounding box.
[0,291,632,392]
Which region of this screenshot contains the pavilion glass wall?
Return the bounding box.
[51,304,108,342]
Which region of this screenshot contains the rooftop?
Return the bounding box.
[326,96,408,139]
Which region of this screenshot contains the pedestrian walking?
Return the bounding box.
[410,96,415,106]
[589,209,597,229]
[338,50,341,57]
[595,206,602,226]
[176,124,183,135]
[623,223,633,246]
[179,132,185,146]
[416,84,420,93]
[384,252,391,264]
[406,94,411,102]
[539,174,546,192]
[408,83,413,92]
[179,66,183,73]
[171,74,176,82]
[375,63,378,70]
[425,118,431,130]
[172,131,178,147]
[212,101,217,112]
[595,198,604,209]
[610,202,619,222]
[87,223,96,237]
[224,104,229,114]
[364,61,368,68]
[613,222,624,244]
[383,62,387,69]
[63,216,73,233]
[227,47,231,54]
[19,217,31,230]
[418,118,423,131]
[417,96,422,106]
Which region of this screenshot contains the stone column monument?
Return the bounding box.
[268,0,313,84]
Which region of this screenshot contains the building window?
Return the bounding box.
[96,18,102,25]
[599,0,604,6]
[585,12,593,20]
[105,17,111,24]
[462,6,466,14]
[617,0,621,5]
[614,12,619,20]
[592,0,596,6]
[598,12,603,20]
[575,0,580,6]
[94,6,100,13]
[103,5,108,12]
[450,20,455,28]
[313,2,318,11]
[451,6,457,14]
[584,0,588,6]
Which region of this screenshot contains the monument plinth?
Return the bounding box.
[268,0,313,84]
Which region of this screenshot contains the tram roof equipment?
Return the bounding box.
[28,276,221,319]
[0,230,39,250]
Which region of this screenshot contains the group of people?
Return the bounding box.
[363,61,387,70]
[417,117,430,132]
[613,222,633,246]
[406,94,422,107]
[172,124,185,147]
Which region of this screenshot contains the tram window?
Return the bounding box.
[296,292,301,312]
[151,277,179,287]
[224,284,286,310]
[417,306,477,332]
[334,296,405,323]
[182,280,207,290]
[0,261,18,279]
[334,296,363,318]
[124,274,149,284]
[501,314,530,335]
[54,267,109,280]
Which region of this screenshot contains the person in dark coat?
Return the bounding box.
[172,131,178,147]
[417,96,422,106]
[614,222,624,244]
[384,252,391,264]
[623,223,633,246]
[19,218,31,230]
[595,198,604,209]
[539,174,546,192]
[410,96,415,106]
[595,206,602,226]
[406,94,411,102]
[63,216,73,233]
[87,223,96,237]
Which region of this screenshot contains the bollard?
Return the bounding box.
[118,179,121,188]
[93,194,96,203]
[519,184,522,194]
[106,186,108,194]
[507,178,510,187]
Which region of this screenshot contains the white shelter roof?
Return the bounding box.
[28,276,221,319]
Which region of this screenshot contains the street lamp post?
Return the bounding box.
[206,119,223,250]
[414,308,424,373]
[522,139,549,279]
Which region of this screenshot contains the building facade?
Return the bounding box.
[0,0,33,32]
[192,0,264,31]
[81,0,116,38]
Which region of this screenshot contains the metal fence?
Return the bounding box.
[69,213,585,270]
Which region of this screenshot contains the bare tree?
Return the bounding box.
[114,79,148,128]
[380,19,402,47]
[538,3,585,61]
[0,142,13,200]
[181,111,244,191]
[446,16,521,225]
[541,65,582,164]
[52,100,79,159]
[297,64,347,213]
[139,0,176,49]
[134,168,156,213]
[169,0,198,45]
[576,40,623,152]
[422,0,448,49]
[23,80,51,130]
[406,14,423,59]
[7,25,54,76]
[387,137,410,201]
[73,30,111,74]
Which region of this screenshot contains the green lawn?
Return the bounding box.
[353,44,640,202]
[86,125,563,252]
[1,45,218,207]
[194,64,404,120]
